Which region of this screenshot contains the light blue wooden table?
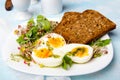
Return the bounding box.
[0,0,120,80]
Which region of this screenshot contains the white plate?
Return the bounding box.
[1,18,113,76]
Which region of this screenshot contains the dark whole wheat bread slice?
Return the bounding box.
[53,10,116,44]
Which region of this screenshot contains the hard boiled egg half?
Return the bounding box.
[38,33,66,49]
[32,33,66,67]
[62,44,93,63]
[32,46,65,67]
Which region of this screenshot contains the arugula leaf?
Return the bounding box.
[90,39,111,58]
[37,15,45,21]
[16,15,51,45]
[90,39,111,47]
[26,26,38,38]
[17,27,39,45]
[37,15,51,31]
[16,35,27,44]
[62,59,67,70]
[62,55,73,70]
[40,20,51,31]
[36,15,43,28]
[27,18,35,28]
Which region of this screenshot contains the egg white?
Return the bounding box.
[32,46,65,67]
[61,44,93,63]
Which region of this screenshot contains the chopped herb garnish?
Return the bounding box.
[52,54,60,58]
[39,64,45,68]
[93,53,102,58]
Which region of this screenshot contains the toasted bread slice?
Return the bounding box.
[53,10,116,44]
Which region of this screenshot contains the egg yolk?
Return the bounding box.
[33,48,52,58]
[71,47,89,57]
[47,37,65,48]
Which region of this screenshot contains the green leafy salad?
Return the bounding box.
[13,15,56,64]
[12,15,111,70]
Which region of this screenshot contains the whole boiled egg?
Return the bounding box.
[38,33,66,49]
[32,46,65,67]
[61,44,93,63]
